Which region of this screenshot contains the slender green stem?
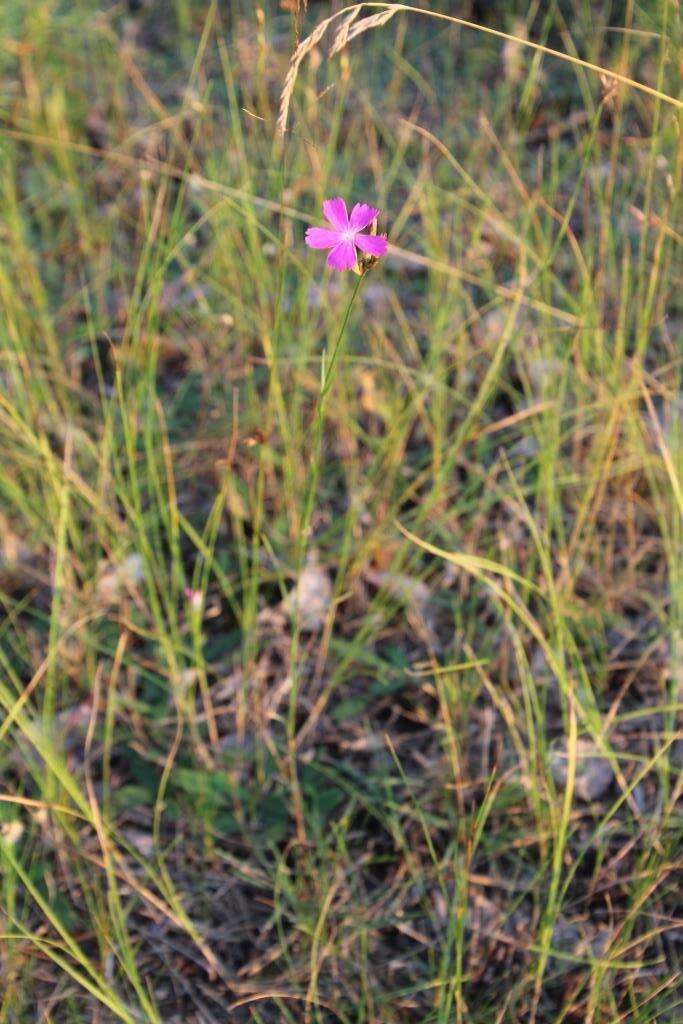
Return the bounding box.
[286,272,365,837]
[297,273,364,565]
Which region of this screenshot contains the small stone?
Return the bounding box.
[552,920,582,952]
[365,569,431,615]
[589,927,613,958]
[550,737,613,802]
[508,436,539,459]
[96,553,145,604]
[1,821,24,846]
[527,357,563,393]
[282,552,332,632]
[362,281,392,313]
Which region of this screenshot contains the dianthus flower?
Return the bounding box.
[305,197,388,272]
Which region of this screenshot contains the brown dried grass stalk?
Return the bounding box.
[285,0,308,43]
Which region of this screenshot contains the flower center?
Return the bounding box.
[341,228,357,242]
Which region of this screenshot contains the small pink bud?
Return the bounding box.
[184,587,203,611]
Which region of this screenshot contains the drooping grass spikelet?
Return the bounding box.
[277,7,401,136]
[277,10,348,136]
[328,9,398,58]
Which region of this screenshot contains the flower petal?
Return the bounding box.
[349,203,379,231]
[355,233,388,257]
[322,196,349,231]
[327,240,358,271]
[305,226,341,250]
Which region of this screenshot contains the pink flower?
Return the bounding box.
[305,197,388,272]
